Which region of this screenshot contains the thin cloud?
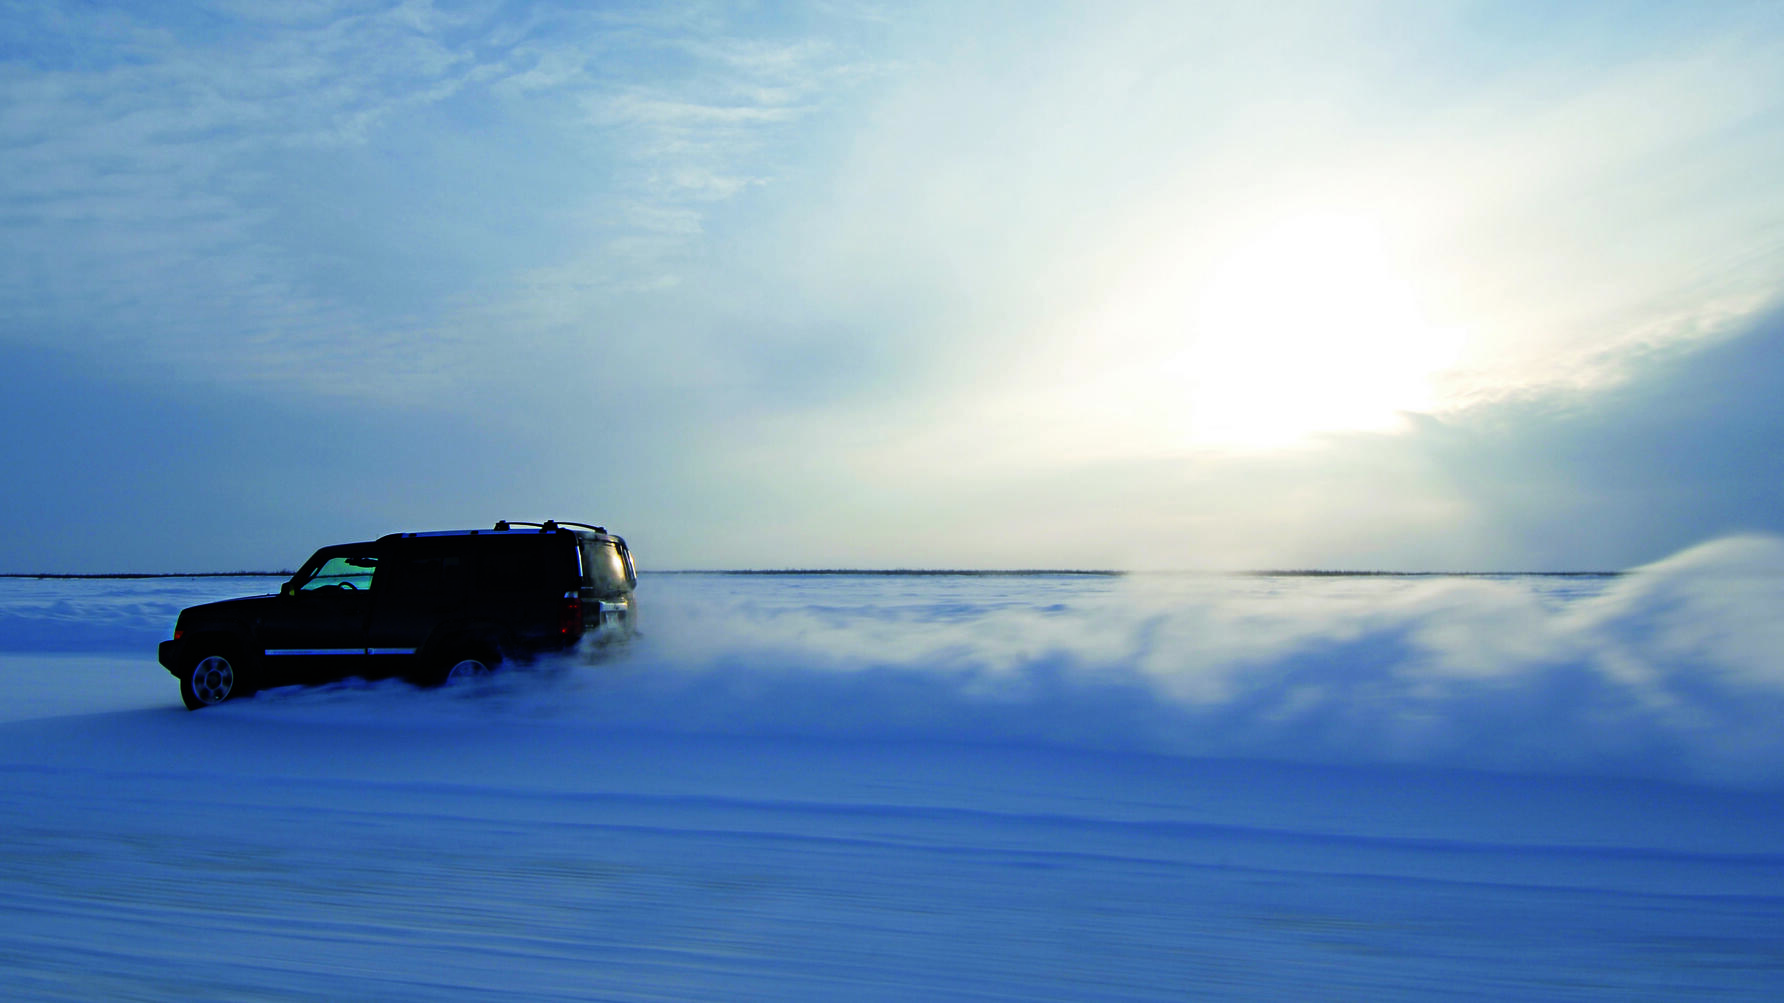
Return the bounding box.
[0,2,876,399]
[3,1,1784,571]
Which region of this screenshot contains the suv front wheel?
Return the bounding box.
[181,650,246,710]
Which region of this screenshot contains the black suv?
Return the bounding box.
[159,521,637,710]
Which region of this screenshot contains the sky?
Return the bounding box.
[2,0,1782,572]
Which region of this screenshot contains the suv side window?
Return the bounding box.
[481,536,572,593]
[377,541,469,600]
[298,554,378,592]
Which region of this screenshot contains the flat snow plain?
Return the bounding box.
[3,538,1784,1000]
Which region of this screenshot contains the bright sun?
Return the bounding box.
[1151,213,1458,450]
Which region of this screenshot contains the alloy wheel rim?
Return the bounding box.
[191,656,234,704]
[446,659,490,682]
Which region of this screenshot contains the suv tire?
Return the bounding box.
[181,650,246,710]
[435,646,501,687]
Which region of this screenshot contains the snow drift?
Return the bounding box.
[3,538,1783,1000]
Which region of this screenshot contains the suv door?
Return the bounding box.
[364,538,470,673]
[258,546,380,685]
[472,534,580,654]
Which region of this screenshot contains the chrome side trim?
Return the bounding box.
[265,647,418,656]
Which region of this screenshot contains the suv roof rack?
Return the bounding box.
[494,520,610,535]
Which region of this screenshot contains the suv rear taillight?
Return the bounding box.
[560,595,584,640]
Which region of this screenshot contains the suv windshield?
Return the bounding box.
[297,553,378,592]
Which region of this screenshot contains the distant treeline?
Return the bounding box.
[682,569,1127,577]
[3,568,1624,579]
[658,568,1625,577]
[0,571,295,579]
[1239,569,1623,578]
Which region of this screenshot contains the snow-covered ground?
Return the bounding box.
[3,540,1784,999]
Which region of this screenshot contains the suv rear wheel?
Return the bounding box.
[444,656,494,683]
[432,645,501,687]
[181,650,244,710]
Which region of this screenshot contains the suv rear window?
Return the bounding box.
[579,538,634,597]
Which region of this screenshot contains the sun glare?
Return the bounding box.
[1166,213,1458,450]
[1046,207,1465,464]
[1106,210,1455,449]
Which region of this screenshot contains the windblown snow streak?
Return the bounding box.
[4,537,1780,787]
[185,535,1784,788]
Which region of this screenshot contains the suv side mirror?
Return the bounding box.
[280,582,297,598]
